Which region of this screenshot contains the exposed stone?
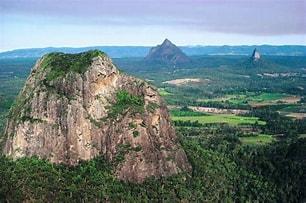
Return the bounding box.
[2,50,191,183]
[252,48,261,61]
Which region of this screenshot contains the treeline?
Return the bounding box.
[194,100,250,110]
[179,128,306,202]
[1,116,305,201]
[0,132,286,202]
[246,108,306,136]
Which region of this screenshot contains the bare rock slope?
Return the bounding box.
[2,50,191,182]
[251,48,261,61]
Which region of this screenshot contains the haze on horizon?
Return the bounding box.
[0,0,305,52]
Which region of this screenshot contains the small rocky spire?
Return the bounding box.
[252,48,261,61]
[161,38,172,46]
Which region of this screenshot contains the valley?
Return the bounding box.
[0,47,305,201]
[1,0,305,201]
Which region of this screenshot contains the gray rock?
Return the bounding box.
[2,50,191,183]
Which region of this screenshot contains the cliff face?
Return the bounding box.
[3,50,191,182]
[145,39,191,64]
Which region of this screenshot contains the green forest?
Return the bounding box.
[0,54,306,201]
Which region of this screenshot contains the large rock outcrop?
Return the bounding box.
[243,48,275,69]
[2,50,191,182]
[251,48,261,62]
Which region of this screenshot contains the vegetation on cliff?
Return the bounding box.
[2,50,191,184]
[42,50,105,81]
[108,90,144,119]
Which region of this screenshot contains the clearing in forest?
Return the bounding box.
[239,134,275,145]
[162,78,209,86]
[171,113,265,126]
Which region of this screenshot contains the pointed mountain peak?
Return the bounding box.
[161,38,173,46]
[145,39,190,65]
[252,48,261,61]
[243,48,277,69]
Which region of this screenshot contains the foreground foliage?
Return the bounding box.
[1,130,305,202]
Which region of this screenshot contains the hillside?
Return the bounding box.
[0,51,305,202]
[2,50,191,183]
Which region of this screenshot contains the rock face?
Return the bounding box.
[244,48,269,69]
[252,48,261,61]
[145,39,191,64]
[2,50,191,183]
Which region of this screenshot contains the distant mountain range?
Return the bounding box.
[1,45,306,59]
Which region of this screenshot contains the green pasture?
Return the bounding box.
[280,104,306,113]
[251,93,286,101]
[158,88,172,96]
[198,92,290,106]
[240,134,275,145]
[171,113,265,126]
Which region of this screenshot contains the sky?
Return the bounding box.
[0,0,306,51]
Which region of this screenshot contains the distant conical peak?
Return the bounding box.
[145,39,190,64]
[161,38,173,46]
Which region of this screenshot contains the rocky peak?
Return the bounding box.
[145,39,191,64]
[161,38,174,47]
[2,50,191,183]
[252,48,261,61]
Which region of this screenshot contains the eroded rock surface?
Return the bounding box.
[2,50,191,182]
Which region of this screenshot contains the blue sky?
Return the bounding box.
[0,0,305,51]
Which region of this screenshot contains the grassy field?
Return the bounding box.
[158,88,172,96]
[252,93,286,101]
[299,134,306,139]
[198,92,296,107]
[280,104,306,113]
[197,94,242,103]
[199,92,290,104]
[171,113,266,126]
[240,134,275,145]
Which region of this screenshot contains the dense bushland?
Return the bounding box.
[1,129,305,202]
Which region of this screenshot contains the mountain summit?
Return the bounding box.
[145,39,191,64]
[243,48,277,69]
[251,48,261,61]
[2,50,191,183]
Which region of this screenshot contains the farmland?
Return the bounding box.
[171,112,265,126]
[0,54,305,202]
[239,134,275,145]
[197,92,300,107]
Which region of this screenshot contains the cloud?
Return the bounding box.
[1,0,305,51]
[1,0,305,36]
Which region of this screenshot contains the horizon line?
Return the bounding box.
[1,43,306,53]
